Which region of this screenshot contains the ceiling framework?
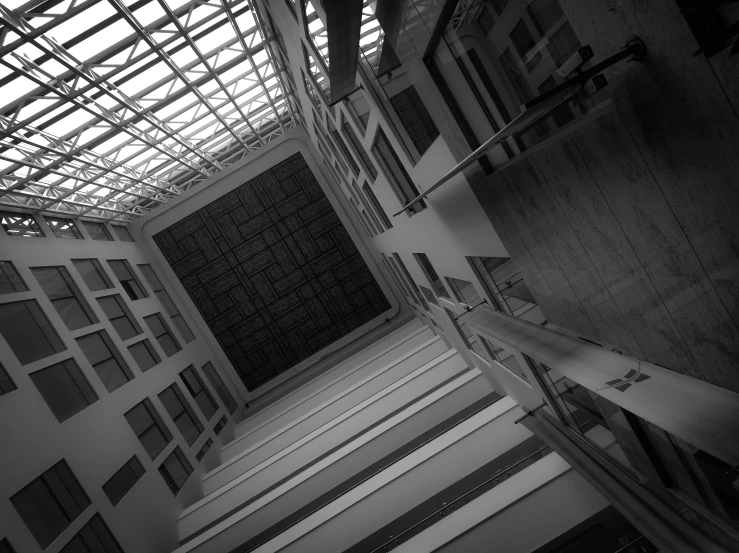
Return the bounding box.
[0,0,301,222]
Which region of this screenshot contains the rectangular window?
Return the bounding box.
[59,513,123,553]
[0,261,28,294]
[392,253,429,311]
[446,276,483,306]
[72,259,113,292]
[144,313,181,357]
[108,260,147,301]
[45,217,82,239]
[362,182,392,230]
[83,222,112,241]
[158,383,203,446]
[196,438,214,462]
[127,339,161,372]
[112,225,135,242]
[214,415,227,435]
[137,264,194,343]
[180,365,218,421]
[344,89,371,133]
[98,295,142,341]
[201,362,238,414]
[30,358,98,422]
[32,266,98,331]
[0,300,66,364]
[10,460,90,549]
[124,398,172,460]
[419,285,439,306]
[158,446,192,495]
[343,118,378,181]
[328,118,360,176]
[387,85,440,155]
[0,538,17,553]
[0,362,17,396]
[414,253,451,299]
[103,456,145,506]
[371,128,425,214]
[1,212,44,238]
[76,330,133,393]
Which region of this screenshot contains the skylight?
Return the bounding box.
[0,0,300,223]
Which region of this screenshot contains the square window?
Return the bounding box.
[103,456,145,506]
[158,383,203,446]
[127,339,161,372]
[32,266,98,331]
[76,330,133,392]
[59,513,123,553]
[111,225,135,242]
[30,358,98,422]
[83,222,113,241]
[108,260,147,301]
[0,261,28,295]
[1,212,44,238]
[144,313,181,357]
[0,362,17,396]
[46,217,82,239]
[180,365,218,421]
[98,295,141,341]
[10,460,90,549]
[0,300,66,364]
[124,398,172,460]
[158,447,192,495]
[202,361,238,414]
[72,259,114,291]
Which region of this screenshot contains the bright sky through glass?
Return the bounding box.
[0,0,298,222]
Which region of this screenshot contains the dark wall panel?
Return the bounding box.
[155,153,390,391]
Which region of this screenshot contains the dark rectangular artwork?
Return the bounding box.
[155,153,390,391]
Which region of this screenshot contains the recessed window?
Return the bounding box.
[108,260,147,301]
[0,212,44,238]
[419,285,439,306]
[214,415,227,435]
[0,362,17,396]
[158,383,203,446]
[180,365,218,421]
[30,358,98,422]
[362,182,392,231]
[124,398,172,461]
[0,538,17,553]
[392,253,429,311]
[328,117,360,176]
[144,313,181,357]
[446,276,483,306]
[59,513,124,553]
[158,446,192,496]
[127,339,161,372]
[46,217,82,239]
[98,295,141,341]
[137,264,194,343]
[344,89,371,133]
[196,438,214,462]
[72,259,114,292]
[76,330,133,392]
[103,456,145,506]
[414,253,451,299]
[111,225,135,242]
[371,128,425,214]
[387,85,440,156]
[0,300,66,364]
[83,222,113,241]
[0,261,28,295]
[32,266,98,331]
[10,460,90,549]
[202,361,238,414]
[343,118,378,181]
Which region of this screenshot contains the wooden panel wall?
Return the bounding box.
[154,153,390,391]
[474,111,739,393]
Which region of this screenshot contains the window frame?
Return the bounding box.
[124,398,173,461]
[45,217,82,239]
[32,265,99,331]
[214,415,227,435]
[371,126,426,215]
[137,264,194,343]
[58,513,124,553]
[72,259,114,292]
[76,330,133,393]
[97,294,142,341]
[29,358,99,422]
[196,437,214,462]
[83,222,113,241]
[102,456,145,506]
[143,313,181,357]
[201,361,238,414]
[180,365,218,421]
[0,299,67,365]
[0,212,44,238]
[0,260,28,295]
[127,338,161,372]
[158,383,204,446]
[107,260,148,301]
[413,253,451,300]
[158,446,193,496]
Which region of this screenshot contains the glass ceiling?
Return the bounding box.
[0,0,299,223]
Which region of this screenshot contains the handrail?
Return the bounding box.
[369,446,551,552]
[392,36,646,217]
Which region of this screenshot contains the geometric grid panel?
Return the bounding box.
[0,0,300,222]
[154,153,390,391]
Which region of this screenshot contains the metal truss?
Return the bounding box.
[0,0,299,222]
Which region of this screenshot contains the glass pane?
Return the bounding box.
[73,260,112,291]
[46,218,82,239]
[128,340,159,371]
[95,358,130,392]
[30,360,97,422]
[11,478,69,548]
[53,297,94,330]
[83,222,112,241]
[112,317,139,341]
[139,425,169,460]
[0,261,28,294]
[112,226,135,242]
[0,301,65,364]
